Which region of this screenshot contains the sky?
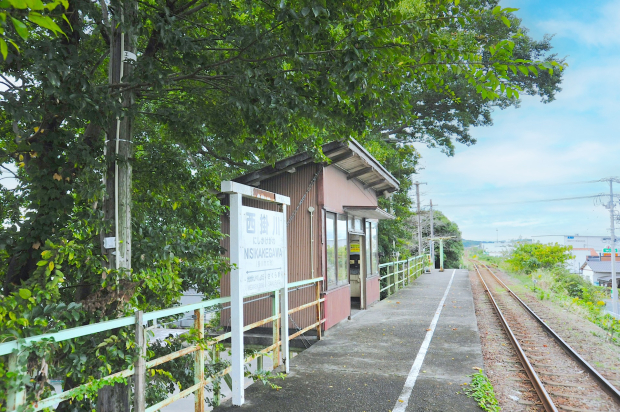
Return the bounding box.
[413,0,620,241]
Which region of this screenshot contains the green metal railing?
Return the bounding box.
[379,254,431,298]
[1,277,325,412]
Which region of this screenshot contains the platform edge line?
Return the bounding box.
[393,269,457,412]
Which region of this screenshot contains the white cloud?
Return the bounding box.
[540,2,620,47]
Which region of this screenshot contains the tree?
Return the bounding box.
[506,243,573,275]
[1,0,565,409]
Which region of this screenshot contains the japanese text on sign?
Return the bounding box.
[240,206,285,297]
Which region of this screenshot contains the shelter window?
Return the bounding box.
[371,221,379,275]
[326,212,337,287]
[365,221,372,277]
[337,214,348,285]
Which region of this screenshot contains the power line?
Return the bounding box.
[430,179,602,195]
[440,194,610,208]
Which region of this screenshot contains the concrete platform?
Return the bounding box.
[214,269,484,411]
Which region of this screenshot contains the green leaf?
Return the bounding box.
[454,0,460,5]
[11,17,29,40]
[28,13,65,36]
[0,38,6,60]
[29,0,45,10]
[8,0,28,9]
[8,39,19,53]
[492,6,501,15]
[518,66,528,76]
[62,13,72,31]
[501,16,511,28]
[18,288,31,299]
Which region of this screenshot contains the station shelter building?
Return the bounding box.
[219,138,399,332]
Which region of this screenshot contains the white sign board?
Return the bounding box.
[221,180,290,406]
[240,206,286,297]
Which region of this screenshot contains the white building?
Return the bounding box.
[566,248,598,274]
[581,260,620,287]
[481,241,517,257]
[532,235,619,255]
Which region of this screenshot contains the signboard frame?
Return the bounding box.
[221,181,290,406]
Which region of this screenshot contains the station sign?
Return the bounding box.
[240,206,285,297]
[221,180,290,407]
[603,248,618,253]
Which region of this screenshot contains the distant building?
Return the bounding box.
[532,235,619,256]
[567,248,597,274]
[532,235,620,274]
[480,241,520,257]
[581,259,620,287]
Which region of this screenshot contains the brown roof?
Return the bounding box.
[234,138,400,193]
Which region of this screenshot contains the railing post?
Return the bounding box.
[194,308,205,412]
[407,258,410,284]
[212,345,221,406]
[134,311,146,412]
[273,290,280,368]
[6,349,25,411]
[315,280,322,340]
[391,261,396,294]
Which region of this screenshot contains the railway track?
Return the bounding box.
[473,262,620,412]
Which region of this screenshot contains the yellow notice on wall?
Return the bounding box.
[350,243,360,253]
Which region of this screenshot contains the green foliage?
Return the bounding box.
[525,268,620,344]
[465,370,500,412]
[431,211,464,269]
[0,0,565,408]
[0,0,68,59]
[506,243,572,274]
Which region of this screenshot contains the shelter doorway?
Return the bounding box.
[349,233,365,312]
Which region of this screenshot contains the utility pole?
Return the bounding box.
[412,181,427,256]
[103,1,137,274]
[99,2,138,411]
[607,179,619,315]
[430,200,434,266]
[599,177,620,316]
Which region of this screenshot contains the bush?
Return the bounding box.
[507,243,572,274]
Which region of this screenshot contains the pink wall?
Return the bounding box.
[322,165,378,213]
[366,276,380,307]
[323,284,351,330]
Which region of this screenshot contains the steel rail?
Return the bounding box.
[473,264,557,412]
[480,263,620,405]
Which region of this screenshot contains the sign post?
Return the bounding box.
[221,181,290,406]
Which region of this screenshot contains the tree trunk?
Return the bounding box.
[96,383,130,412]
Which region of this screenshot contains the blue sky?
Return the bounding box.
[414,0,620,241]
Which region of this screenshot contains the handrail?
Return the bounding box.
[4,276,326,412]
[378,254,430,296]
[0,280,322,356]
[288,276,323,289]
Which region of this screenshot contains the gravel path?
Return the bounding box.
[469,269,541,411]
[471,265,620,411]
[491,267,620,389]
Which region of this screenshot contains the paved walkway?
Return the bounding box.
[214,269,484,411]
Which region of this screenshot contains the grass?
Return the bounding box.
[506,268,620,345]
[465,370,500,412]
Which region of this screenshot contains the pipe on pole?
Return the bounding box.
[439,240,444,272]
[610,181,618,315]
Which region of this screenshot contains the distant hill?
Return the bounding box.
[462,239,532,248]
[462,239,493,248]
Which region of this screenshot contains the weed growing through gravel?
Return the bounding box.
[465,370,500,412]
